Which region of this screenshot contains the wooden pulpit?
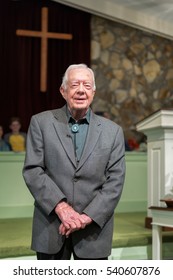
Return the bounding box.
[136,109,173,228]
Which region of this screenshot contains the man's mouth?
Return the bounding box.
[75,98,86,102]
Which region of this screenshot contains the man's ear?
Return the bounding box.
[60,86,66,100]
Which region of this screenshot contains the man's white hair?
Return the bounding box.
[61,63,96,90]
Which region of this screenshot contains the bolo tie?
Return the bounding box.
[71,123,79,161]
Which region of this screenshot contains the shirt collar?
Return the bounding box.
[66,106,90,124]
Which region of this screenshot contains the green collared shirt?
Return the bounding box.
[67,107,90,162]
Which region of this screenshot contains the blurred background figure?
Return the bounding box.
[4,117,27,152]
[0,125,10,151]
[125,130,147,152]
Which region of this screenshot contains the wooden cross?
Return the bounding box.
[16,7,73,92]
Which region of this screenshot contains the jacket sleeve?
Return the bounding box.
[82,126,126,228]
[22,115,66,216]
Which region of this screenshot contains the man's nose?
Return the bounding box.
[78,82,85,92]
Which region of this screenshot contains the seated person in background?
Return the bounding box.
[125,140,132,151]
[138,133,147,152]
[126,130,147,152]
[4,117,26,152]
[127,138,139,150]
[0,125,10,151]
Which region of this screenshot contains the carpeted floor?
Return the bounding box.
[0,217,34,259]
[113,212,153,248]
[0,212,173,259]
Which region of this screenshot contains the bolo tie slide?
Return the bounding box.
[71,123,79,133]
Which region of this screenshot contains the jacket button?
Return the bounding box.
[74,176,79,182]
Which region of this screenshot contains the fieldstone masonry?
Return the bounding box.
[91,16,173,138]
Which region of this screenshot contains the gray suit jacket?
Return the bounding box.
[23,105,125,258]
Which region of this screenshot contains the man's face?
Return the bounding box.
[60,68,95,112]
[10,121,21,133]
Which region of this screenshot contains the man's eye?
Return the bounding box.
[71,84,78,88]
[70,83,92,89]
[84,84,92,89]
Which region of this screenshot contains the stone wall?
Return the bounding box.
[91,15,173,136]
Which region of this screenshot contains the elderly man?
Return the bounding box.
[23,63,125,260]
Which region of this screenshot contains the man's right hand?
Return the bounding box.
[55,201,82,236]
[55,202,92,237]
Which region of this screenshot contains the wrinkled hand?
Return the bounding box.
[59,213,92,237]
[55,202,82,236]
[55,202,92,237]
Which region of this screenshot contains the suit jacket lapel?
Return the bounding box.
[52,106,77,167]
[51,107,102,170]
[77,111,101,170]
